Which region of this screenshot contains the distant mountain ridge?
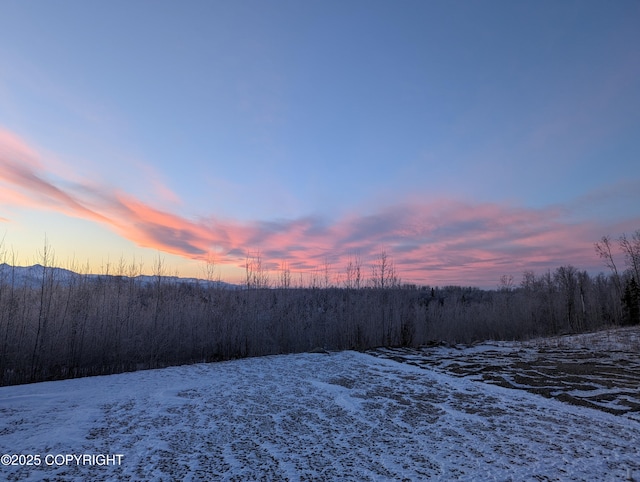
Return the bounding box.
[0,263,238,290]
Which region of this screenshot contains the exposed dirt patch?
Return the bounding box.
[369,327,640,417]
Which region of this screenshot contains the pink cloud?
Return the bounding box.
[1,127,638,287]
[0,130,41,167]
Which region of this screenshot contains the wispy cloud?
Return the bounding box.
[1,127,638,286]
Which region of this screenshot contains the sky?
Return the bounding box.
[0,0,639,288]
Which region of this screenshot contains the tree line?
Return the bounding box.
[0,230,638,386]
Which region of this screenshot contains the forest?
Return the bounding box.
[0,230,638,386]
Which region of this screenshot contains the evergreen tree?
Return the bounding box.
[622,277,640,325]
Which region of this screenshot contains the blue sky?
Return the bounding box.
[1,0,639,287]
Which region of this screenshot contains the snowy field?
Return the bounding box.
[1,331,639,481]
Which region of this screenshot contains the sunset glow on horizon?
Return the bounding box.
[1,1,639,288]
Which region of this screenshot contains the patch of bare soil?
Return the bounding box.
[370,327,640,417]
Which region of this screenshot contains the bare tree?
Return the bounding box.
[279,260,291,289]
[370,249,398,289]
[245,253,251,289]
[521,270,537,291]
[619,230,640,283]
[0,239,11,378]
[202,251,220,286]
[308,266,321,290]
[344,253,363,290]
[554,265,578,331]
[344,254,356,289]
[152,254,166,329]
[322,258,332,289]
[245,251,269,289]
[595,235,622,295]
[30,237,56,381]
[498,274,514,292]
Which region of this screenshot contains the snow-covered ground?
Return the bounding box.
[1,335,639,481]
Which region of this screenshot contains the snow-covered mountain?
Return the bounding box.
[0,263,238,290]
